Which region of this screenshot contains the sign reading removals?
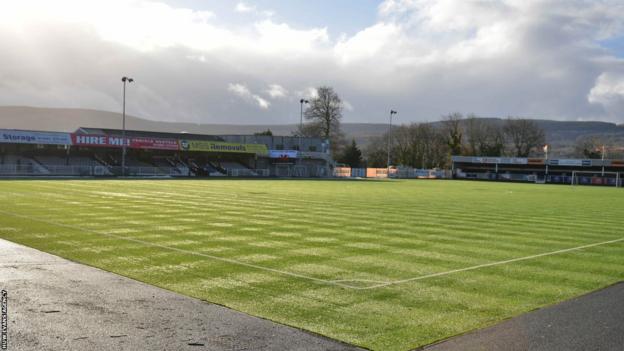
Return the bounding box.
[71,134,179,150]
[179,140,268,155]
[0,129,72,145]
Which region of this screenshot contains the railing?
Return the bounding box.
[0,164,111,176]
[299,151,333,163]
[109,166,182,177]
[0,163,320,178]
[394,168,450,179]
[0,164,43,175]
[226,169,270,177]
[333,167,449,179]
[0,164,178,177]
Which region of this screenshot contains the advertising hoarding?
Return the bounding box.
[0,129,72,145]
[129,137,179,150]
[179,140,268,155]
[268,150,299,158]
[71,134,179,150]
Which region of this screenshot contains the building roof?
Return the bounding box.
[76,127,225,141]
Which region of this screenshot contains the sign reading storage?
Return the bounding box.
[0,129,72,145]
[180,140,268,155]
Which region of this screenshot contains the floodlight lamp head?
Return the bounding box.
[391,110,397,115]
[128,78,134,83]
[122,77,127,82]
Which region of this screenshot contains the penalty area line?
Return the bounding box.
[361,236,624,290]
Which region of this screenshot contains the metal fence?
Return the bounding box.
[0,164,185,177]
[333,167,449,179]
[226,169,270,177]
[0,164,277,178]
[0,164,113,176]
[393,168,450,179]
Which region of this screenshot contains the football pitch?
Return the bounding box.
[0,179,623,350]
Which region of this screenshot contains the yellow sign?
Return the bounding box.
[180,140,268,155]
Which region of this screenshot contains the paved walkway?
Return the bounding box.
[0,239,361,351]
[423,282,624,351]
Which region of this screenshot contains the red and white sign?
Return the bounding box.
[129,137,179,150]
[72,134,124,147]
[71,134,179,150]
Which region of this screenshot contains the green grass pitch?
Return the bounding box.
[0,179,623,350]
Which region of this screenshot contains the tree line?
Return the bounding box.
[294,86,548,168]
[363,114,546,168]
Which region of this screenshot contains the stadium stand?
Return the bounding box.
[0,154,49,175]
[220,161,250,171]
[0,127,333,178]
[452,156,623,187]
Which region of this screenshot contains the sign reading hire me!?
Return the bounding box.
[72,134,128,147]
[71,134,180,150]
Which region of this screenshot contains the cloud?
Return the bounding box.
[298,87,319,100]
[1,0,624,124]
[266,84,288,99]
[235,2,255,13]
[228,83,270,109]
[235,2,274,18]
[343,100,354,112]
[588,71,624,117]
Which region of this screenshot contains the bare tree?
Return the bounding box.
[503,118,545,157]
[294,122,324,138]
[391,124,416,166]
[364,136,388,167]
[572,136,624,159]
[442,113,464,156]
[465,116,505,156]
[420,124,449,168]
[303,86,345,155]
[366,122,449,169]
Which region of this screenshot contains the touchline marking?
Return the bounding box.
[359,236,624,290]
[1,208,623,291]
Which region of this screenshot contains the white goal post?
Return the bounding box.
[571,171,621,187]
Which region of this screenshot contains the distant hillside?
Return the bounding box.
[0,106,623,156]
[0,106,301,135]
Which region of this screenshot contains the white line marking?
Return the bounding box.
[1,206,623,291]
[329,279,389,284]
[359,237,624,289]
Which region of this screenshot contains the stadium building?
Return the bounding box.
[0,128,333,177]
[452,156,623,186]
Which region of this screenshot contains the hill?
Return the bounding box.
[0,106,622,156]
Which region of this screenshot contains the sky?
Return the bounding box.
[1,0,624,125]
